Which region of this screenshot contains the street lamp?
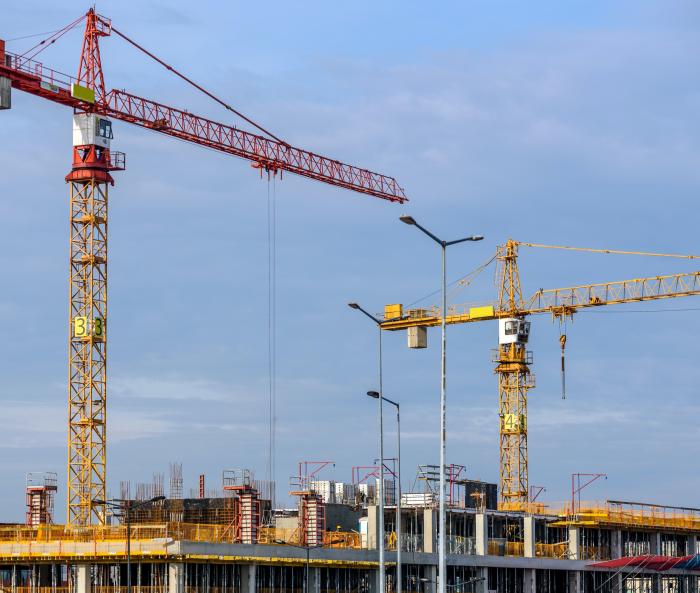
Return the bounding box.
[273,539,322,593]
[347,302,405,593]
[399,215,483,593]
[94,496,165,593]
[367,390,402,593]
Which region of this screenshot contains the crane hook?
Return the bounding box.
[559,333,567,400]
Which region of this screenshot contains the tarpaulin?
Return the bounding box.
[590,554,700,572]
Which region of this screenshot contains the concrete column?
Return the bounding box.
[368,505,380,550]
[368,567,382,593]
[568,527,580,560]
[422,565,437,593]
[475,513,488,556]
[650,532,661,555]
[612,529,622,559]
[523,568,536,593]
[240,564,256,593]
[567,570,581,593]
[308,567,321,593]
[523,516,536,558]
[423,509,437,554]
[476,567,488,593]
[168,563,184,593]
[75,565,90,593]
[688,535,697,556]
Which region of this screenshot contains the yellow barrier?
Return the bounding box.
[535,543,568,559]
[550,501,700,532]
[0,523,362,550]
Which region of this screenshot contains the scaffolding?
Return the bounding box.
[222,470,262,544]
[25,473,58,527]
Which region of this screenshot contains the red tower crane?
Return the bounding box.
[0,9,407,527]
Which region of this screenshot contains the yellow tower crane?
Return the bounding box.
[380,239,700,511]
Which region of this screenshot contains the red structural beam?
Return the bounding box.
[0,49,407,203]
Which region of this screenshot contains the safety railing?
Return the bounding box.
[3,53,75,92]
[579,545,611,561]
[0,523,362,550]
[257,526,302,546]
[446,535,475,555]
[554,501,700,532]
[10,588,71,593]
[92,587,165,593]
[487,539,524,557]
[535,542,569,559]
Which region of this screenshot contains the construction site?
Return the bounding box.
[1,5,700,593]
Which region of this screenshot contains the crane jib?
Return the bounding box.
[0,48,407,203]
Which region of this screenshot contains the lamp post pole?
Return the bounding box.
[368,391,402,593]
[94,496,165,593]
[348,303,405,593]
[399,216,483,593]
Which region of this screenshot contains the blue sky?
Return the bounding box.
[0,1,699,521]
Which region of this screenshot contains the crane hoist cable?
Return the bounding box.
[267,174,278,510]
[559,322,567,400]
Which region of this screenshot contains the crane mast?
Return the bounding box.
[66,10,118,525]
[494,240,533,509]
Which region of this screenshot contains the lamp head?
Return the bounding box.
[472,235,484,241]
[367,391,380,399]
[399,215,416,226]
[347,302,360,309]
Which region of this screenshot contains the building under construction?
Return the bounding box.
[3,464,700,593]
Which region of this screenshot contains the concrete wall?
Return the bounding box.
[325,503,362,532]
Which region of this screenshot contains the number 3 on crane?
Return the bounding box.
[73,316,105,338]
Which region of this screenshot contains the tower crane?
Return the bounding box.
[380,239,699,511]
[0,9,407,526]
